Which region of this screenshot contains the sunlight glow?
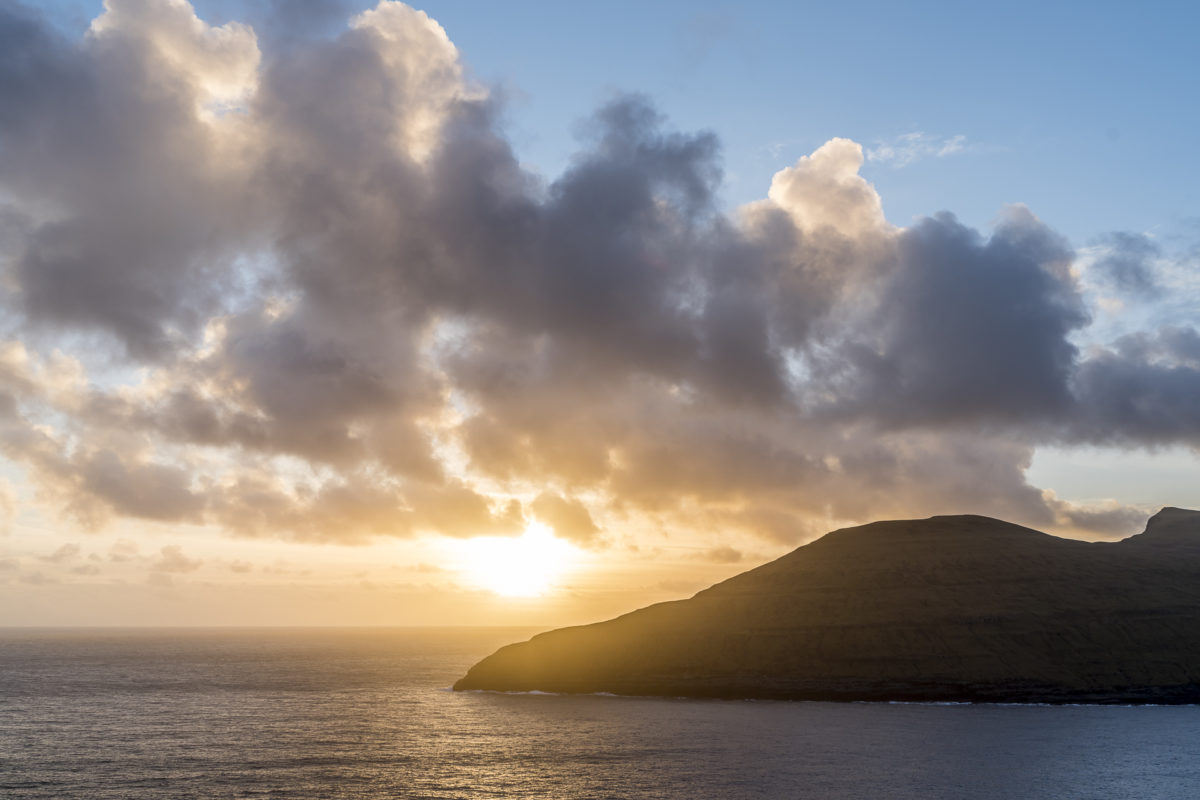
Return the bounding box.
[459,522,575,597]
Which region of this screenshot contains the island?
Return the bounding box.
[454,508,1200,703]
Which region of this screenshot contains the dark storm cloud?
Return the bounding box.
[816,209,1089,427]
[0,0,1190,546]
[415,94,725,385]
[1069,328,1200,446]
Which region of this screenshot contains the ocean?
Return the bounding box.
[2,627,1199,799]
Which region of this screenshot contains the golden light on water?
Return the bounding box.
[458,522,576,597]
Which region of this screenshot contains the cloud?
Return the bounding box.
[1067,328,1200,447]
[866,132,968,168]
[695,545,743,563]
[108,539,140,562]
[763,137,887,238]
[40,543,81,563]
[89,0,261,112]
[1044,494,1146,537]
[1088,231,1162,298]
[812,206,1088,427]
[78,451,206,523]
[151,544,202,573]
[0,477,14,533]
[0,0,1193,552]
[0,0,261,359]
[531,492,602,548]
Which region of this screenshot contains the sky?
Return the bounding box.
[1,0,1198,626]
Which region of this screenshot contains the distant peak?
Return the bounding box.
[1123,506,1200,547]
[1149,506,1200,522]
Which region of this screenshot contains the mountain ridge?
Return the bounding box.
[454,508,1200,703]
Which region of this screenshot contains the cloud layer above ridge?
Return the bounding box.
[0,0,1195,547]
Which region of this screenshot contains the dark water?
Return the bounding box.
[2,628,1199,799]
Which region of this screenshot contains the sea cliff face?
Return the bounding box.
[454,509,1200,703]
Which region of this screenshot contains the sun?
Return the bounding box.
[459,522,575,597]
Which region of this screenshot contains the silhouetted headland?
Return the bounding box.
[455,508,1200,703]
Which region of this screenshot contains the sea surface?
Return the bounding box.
[2,628,1199,799]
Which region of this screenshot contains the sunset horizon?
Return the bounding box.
[6,2,1200,798]
[1,0,1197,632]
